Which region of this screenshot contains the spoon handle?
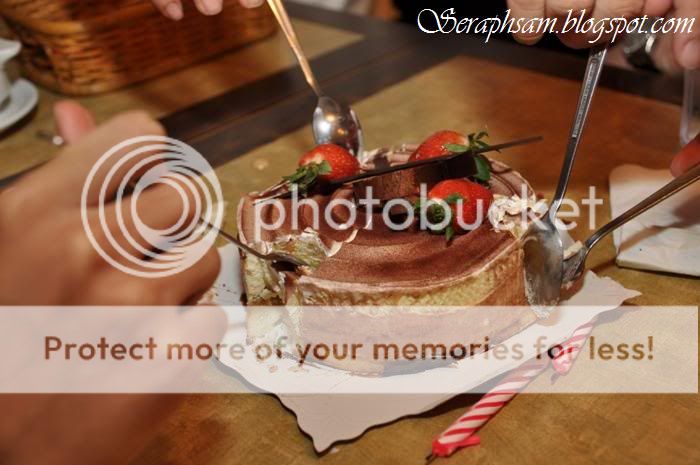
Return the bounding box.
[585,162,700,251]
[267,0,323,97]
[551,44,608,213]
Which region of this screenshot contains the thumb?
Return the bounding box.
[672,0,700,69]
[53,100,97,145]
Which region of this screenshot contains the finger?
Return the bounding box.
[72,111,166,207]
[546,0,595,20]
[643,0,672,16]
[151,0,184,20]
[590,0,646,21]
[193,0,223,15]
[53,100,96,144]
[671,0,700,69]
[8,111,166,215]
[239,0,264,7]
[97,179,200,262]
[163,247,221,305]
[124,180,200,241]
[63,111,166,205]
[563,0,646,48]
[150,245,222,305]
[651,29,683,74]
[548,0,595,48]
[671,134,700,176]
[93,245,221,305]
[507,0,546,44]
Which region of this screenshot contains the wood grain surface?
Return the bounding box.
[0,4,697,465]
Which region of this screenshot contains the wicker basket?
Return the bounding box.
[0,0,276,95]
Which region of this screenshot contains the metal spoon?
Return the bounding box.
[523,44,609,314]
[563,162,700,284]
[266,0,364,156]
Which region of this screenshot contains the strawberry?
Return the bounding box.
[286,144,360,192]
[417,179,494,241]
[409,130,468,161]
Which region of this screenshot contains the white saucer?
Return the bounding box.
[0,78,38,133]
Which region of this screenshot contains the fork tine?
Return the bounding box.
[271,253,310,268]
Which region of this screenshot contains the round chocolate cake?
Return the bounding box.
[237,145,539,374]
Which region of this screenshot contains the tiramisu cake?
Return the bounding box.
[237,130,540,374]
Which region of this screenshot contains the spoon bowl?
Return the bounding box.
[313,95,364,156]
[523,218,564,316]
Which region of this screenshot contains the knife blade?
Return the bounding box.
[253,135,543,202]
[330,135,543,186]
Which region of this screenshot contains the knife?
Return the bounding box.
[330,135,543,186]
[253,135,543,202]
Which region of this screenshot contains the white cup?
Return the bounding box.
[0,39,21,107]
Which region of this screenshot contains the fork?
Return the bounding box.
[563,162,700,284]
[200,219,310,268]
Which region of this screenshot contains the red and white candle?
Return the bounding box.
[428,318,600,462]
[551,318,597,375]
[429,357,549,460]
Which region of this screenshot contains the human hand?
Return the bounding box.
[0,101,221,305]
[507,0,700,69]
[0,101,227,465]
[0,305,226,465]
[151,0,264,20]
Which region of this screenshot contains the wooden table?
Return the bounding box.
[1,4,698,465]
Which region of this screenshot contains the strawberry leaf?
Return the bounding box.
[317,160,332,176]
[444,143,470,154]
[413,198,423,213]
[444,136,493,185]
[446,131,494,154]
[445,225,455,243]
[283,161,331,193]
[473,154,492,184]
[445,193,463,205]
